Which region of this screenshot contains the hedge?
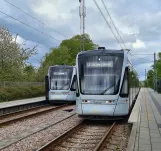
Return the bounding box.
[0,86,45,102]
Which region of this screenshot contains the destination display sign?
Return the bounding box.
[53,72,68,75]
[86,61,113,67]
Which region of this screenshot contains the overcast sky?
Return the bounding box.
[0,0,160,80]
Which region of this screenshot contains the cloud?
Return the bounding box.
[16,35,25,44]
[1,0,161,79]
[132,39,145,48]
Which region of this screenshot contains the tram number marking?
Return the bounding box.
[94,101,102,104]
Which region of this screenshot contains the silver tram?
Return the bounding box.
[45,65,76,104]
[76,47,140,119]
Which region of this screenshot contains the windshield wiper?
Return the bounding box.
[100,79,120,95]
[59,82,69,90]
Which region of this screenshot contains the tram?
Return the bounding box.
[76,47,140,119]
[45,65,76,104]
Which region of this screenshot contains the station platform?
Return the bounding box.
[0,97,46,115]
[127,88,161,151]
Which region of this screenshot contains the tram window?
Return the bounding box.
[120,67,129,97]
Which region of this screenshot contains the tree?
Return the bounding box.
[129,70,140,88]
[23,65,36,81]
[0,26,37,81]
[146,69,154,88]
[36,34,98,81]
[156,52,161,79]
[146,53,161,89]
[60,34,98,64]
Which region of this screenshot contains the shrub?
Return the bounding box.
[0,86,44,102]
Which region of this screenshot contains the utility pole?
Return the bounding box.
[145,69,147,87]
[79,0,86,51]
[154,53,156,91]
[145,69,146,80]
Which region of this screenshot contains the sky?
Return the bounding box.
[0,0,160,80]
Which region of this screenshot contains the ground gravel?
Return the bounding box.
[0,105,75,141]
[2,114,81,151]
[102,124,132,151]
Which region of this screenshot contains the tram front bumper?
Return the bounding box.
[76,103,129,117]
[78,103,116,116]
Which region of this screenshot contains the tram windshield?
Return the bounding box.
[50,67,73,90]
[78,55,123,95]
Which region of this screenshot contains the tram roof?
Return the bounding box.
[49,65,73,69]
[78,49,125,57]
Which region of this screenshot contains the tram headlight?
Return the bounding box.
[105,100,115,103]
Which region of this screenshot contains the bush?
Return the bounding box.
[0,86,44,102]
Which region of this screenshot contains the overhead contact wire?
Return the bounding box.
[93,0,124,50]
[4,0,67,38]
[101,0,127,50]
[0,10,59,42]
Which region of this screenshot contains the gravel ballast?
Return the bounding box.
[0,105,75,141]
[102,124,132,151]
[2,114,81,151]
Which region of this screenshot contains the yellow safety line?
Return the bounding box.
[144,89,150,120]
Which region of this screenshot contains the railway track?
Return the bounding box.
[0,111,77,150]
[0,104,68,126]
[37,121,116,151]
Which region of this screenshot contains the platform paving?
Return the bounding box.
[0,97,46,115]
[0,97,45,109]
[127,88,161,151]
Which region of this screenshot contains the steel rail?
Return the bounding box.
[0,104,69,127]
[37,121,116,151]
[94,122,116,151]
[37,120,83,151]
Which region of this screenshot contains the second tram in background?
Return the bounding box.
[45,65,77,104]
[76,47,140,119]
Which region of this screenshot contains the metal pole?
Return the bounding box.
[82,0,85,51]
[145,69,146,87]
[79,0,82,51]
[79,0,86,51]
[154,53,156,91]
[156,69,158,92]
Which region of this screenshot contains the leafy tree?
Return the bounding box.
[129,70,139,87]
[146,53,161,89]
[0,26,37,81]
[60,34,98,64]
[146,69,154,88]
[156,53,161,79]
[23,65,36,81]
[36,34,98,81]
